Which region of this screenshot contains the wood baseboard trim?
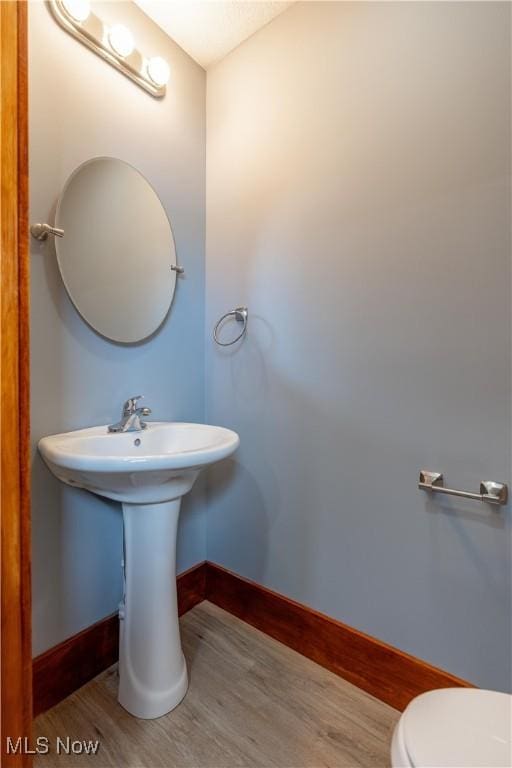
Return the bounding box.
[32,561,207,717]
[177,560,208,616]
[33,613,118,718]
[205,562,473,711]
[33,559,473,717]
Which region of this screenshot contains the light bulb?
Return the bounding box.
[108,24,135,58]
[62,0,90,23]
[147,57,170,87]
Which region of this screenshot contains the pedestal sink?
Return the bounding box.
[38,422,239,719]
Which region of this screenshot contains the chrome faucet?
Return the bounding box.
[108,396,152,433]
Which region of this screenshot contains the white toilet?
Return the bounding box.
[391,688,511,767]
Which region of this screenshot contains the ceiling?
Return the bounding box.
[134,1,294,69]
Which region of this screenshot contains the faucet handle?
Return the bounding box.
[122,395,144,416]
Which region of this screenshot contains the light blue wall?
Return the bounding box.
[205,1,512,690]
[30,1,206,655]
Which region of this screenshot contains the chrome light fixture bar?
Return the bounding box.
[48,0,169,98]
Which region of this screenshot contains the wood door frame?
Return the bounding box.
[1,1,32,765]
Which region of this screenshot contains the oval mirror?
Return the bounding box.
[55,157,177,343]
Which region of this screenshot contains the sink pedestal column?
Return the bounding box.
[119,500,188,719]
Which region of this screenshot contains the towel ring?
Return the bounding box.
[213,306,248,346]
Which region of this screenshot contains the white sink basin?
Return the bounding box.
[39,421,239,503]
[38,421,239,720]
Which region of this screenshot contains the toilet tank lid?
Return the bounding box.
[402,688,511,768]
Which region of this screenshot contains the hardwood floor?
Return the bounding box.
[34,602,399,767]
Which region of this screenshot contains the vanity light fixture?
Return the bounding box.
[108,24,135,59]
[147,56,171,87]
[61,0,90,23]
[49,0,169,98]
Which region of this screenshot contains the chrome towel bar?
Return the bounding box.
[419,471,508,506]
